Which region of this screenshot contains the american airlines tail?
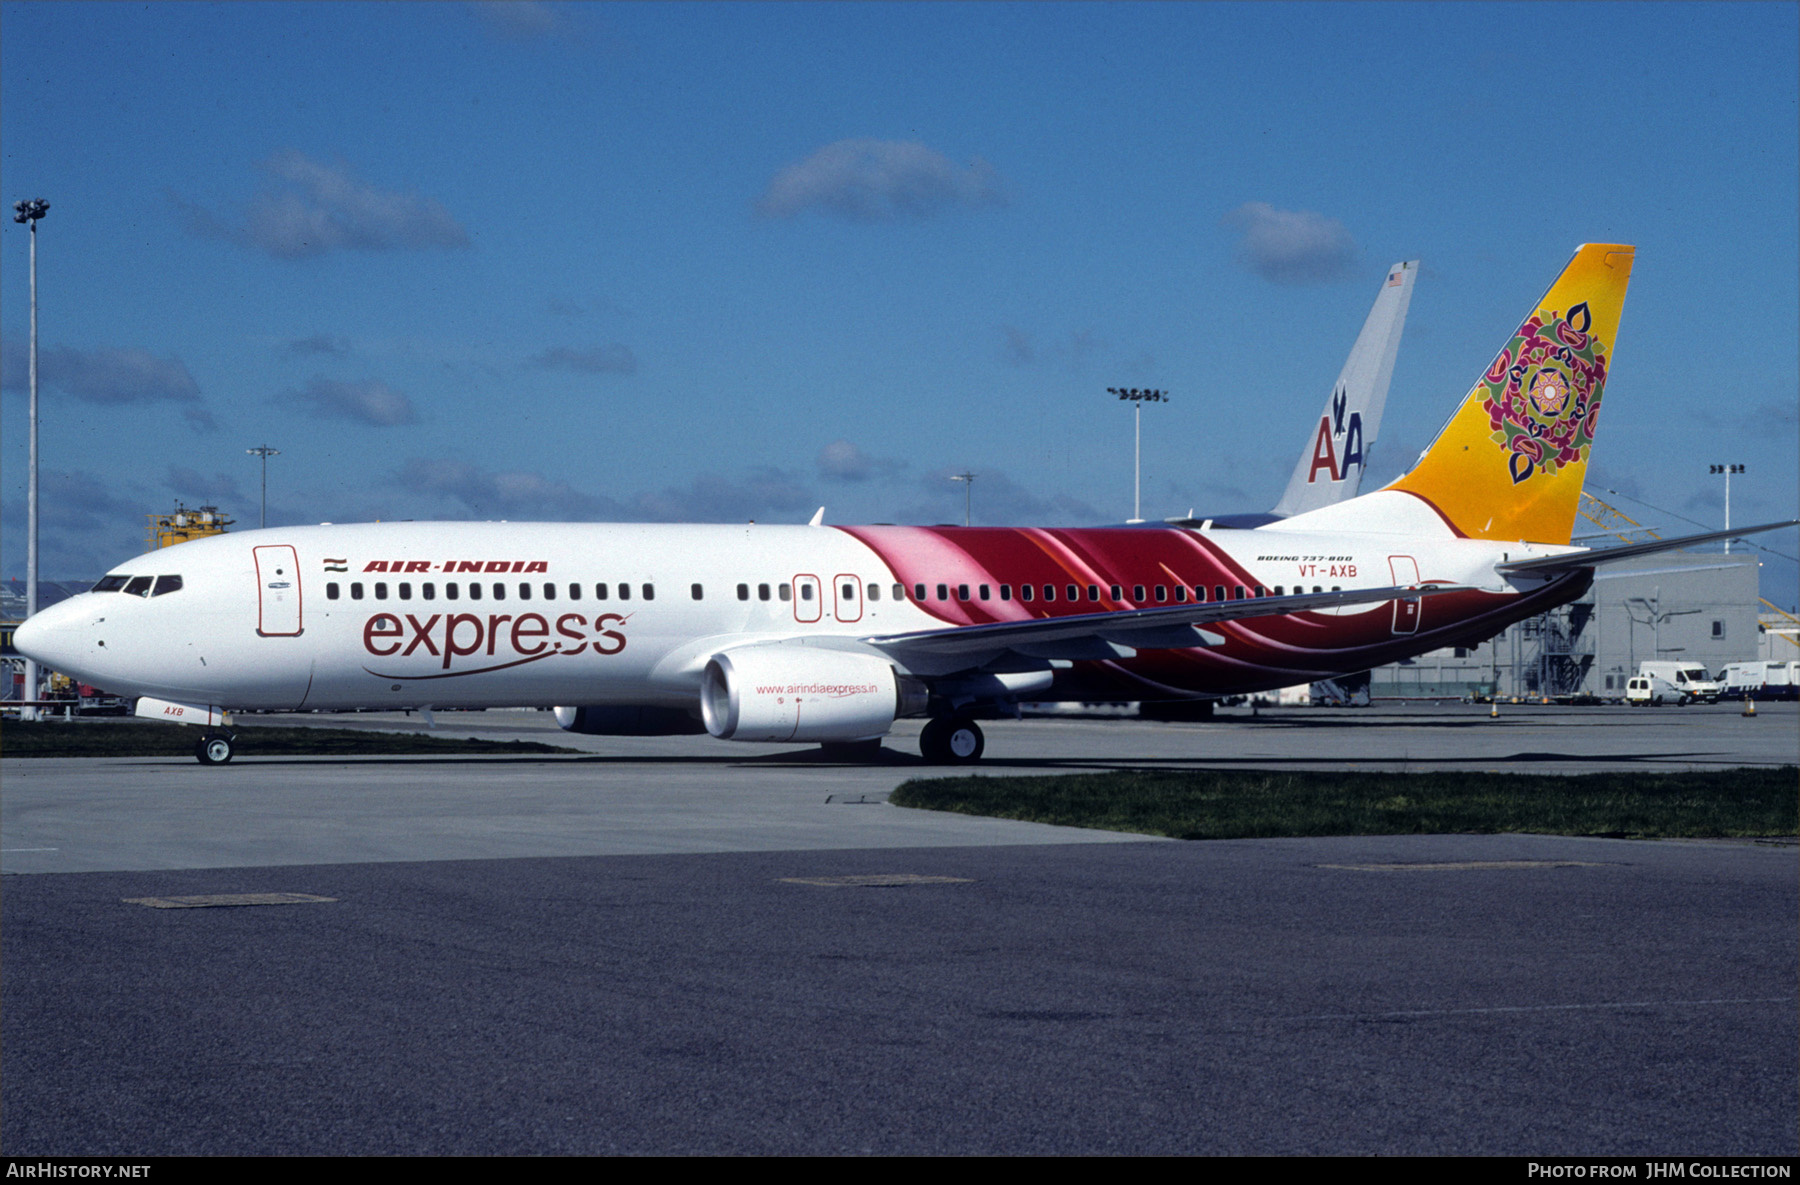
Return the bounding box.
[1271,259,1418,517]
[1381,243,1635,545]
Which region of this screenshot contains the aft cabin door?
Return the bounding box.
[254,545,303,636]
[1388,555,1420,635]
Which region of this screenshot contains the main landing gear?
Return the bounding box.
[919,716,984,764]
[194,731,235,765]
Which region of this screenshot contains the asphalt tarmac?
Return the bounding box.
[2,703,1795,1154]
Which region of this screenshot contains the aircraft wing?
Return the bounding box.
[1495,519,1799,577]
[863,582,1472,671]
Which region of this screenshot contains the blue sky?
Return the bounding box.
[4,1,1797,606]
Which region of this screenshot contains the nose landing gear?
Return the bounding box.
[195,732,235,765]
[919,716,984,764]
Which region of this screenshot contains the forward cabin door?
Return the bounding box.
[254,545,303,636]
[1388,555,1420,635]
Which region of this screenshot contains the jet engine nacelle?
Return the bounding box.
[552,705,706,736]
[700,645,924,742]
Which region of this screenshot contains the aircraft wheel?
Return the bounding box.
[921,717,984,764]
[195,733,234,765]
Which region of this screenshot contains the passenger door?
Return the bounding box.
[254,545,303,636]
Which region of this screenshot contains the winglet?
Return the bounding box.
[808,507,825,527]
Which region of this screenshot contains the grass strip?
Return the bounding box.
[889,767,1799,840]
[0,721,580,758]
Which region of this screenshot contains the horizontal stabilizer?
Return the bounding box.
[1496,519,1798,576]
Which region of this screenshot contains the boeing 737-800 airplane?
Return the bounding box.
[14,244,1792,763]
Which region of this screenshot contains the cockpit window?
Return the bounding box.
[151,575,183,597]
[123,576,154,597]
[92,574,130,593]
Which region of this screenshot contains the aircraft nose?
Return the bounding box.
[12,601,85,673]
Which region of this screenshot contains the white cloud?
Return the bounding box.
[180,151,470,259]
[283,377,419,427]
[758,139,1005,222]
[817,439,905,483]
[1223,202,1358,284]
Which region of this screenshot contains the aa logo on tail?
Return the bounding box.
[1306,385,1365,484]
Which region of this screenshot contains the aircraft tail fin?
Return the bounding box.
[1272,260,1417,517]
[1385,243,1634,544]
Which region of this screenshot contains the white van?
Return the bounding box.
[1637,661,1719,704]
[1625,673,1682,706]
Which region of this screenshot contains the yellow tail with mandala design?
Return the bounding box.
[1387,243,1634,544]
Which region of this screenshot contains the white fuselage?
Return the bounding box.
[15,515,1576,717]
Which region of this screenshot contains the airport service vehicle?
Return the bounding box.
[1625,673,1682,707]
[1636,661,1720,704]
[1716,661,1798,701]
[15,244,1797,764]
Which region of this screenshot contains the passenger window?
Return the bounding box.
[350,582,364,600]
[737,583,750,601]
[327,582,340,600]
[1067,584,1078,602]
[692,583,705,601]
[842,583,856,600]
[399,583,412,601]
[469,583,482,601]
[544,583,555,600]
[936,584,948,601]
[1088,585,1099,601]
[760,583,772,601]
[1214,586,1226,602]
[1273,586,1283,596]
[1173,586,1187,602]
[424,583,436,600]
[892,584,904,601]
[518,583,531,600]
[1043,585,1055,602]
[1021,584,1033,602]
[999,585,1011,601]
[375,582,388,600]
[447,583,460,601]
[1155,585,1167,602]
[978,585,990,601]
[618,584,630,600]
[868,583,880,601]
[594,584,608,600]
[93,574,130,593]
[1193,586,1205,602]
[1111,585,1123,601]
[1233,586,1245,600]
[779,583,791,601]
[914,583,926,601]
[1133,585,1145,602]
[492,583,505,600]
[957,584,969,601]
[1253,586,1264,597]
[642,584,654,601]
[801,584,814,601]
[568,584,580,600]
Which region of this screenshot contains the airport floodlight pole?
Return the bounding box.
[1709,463,1744,552]
[14,198,49,721]
[949,471,976,527]
[246,445,279,529]
[1109,388,1167,522]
